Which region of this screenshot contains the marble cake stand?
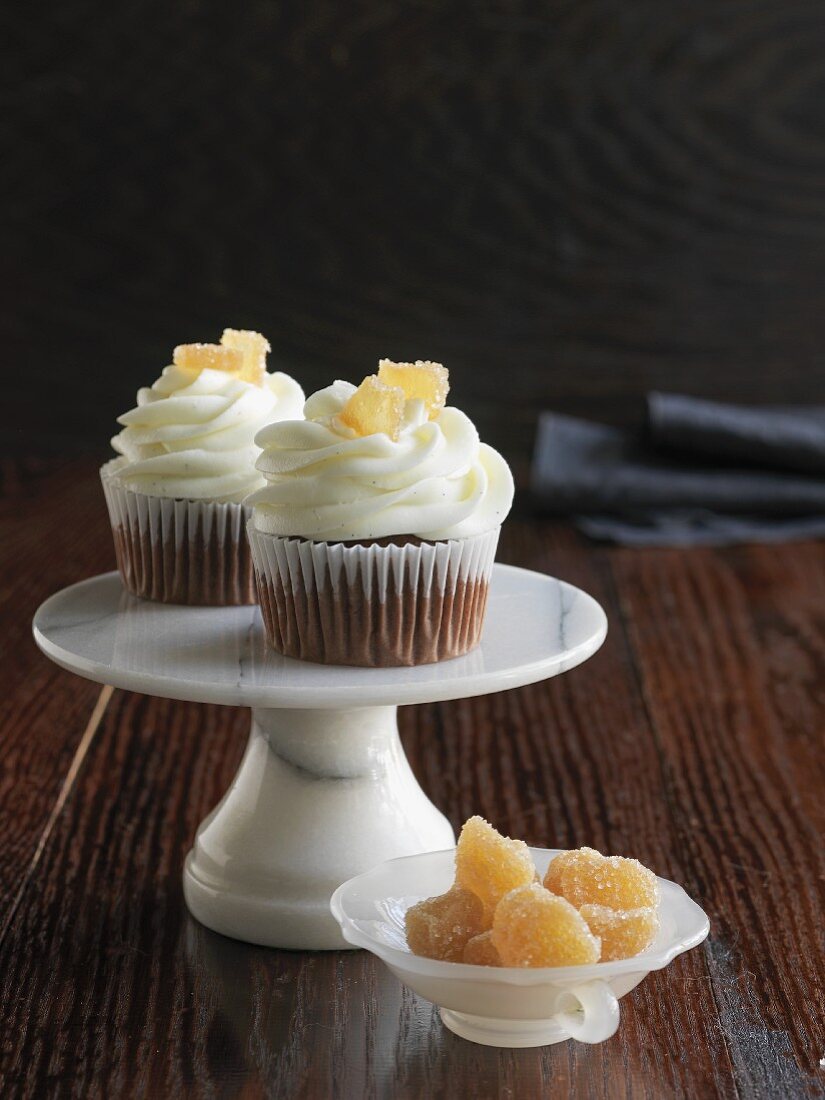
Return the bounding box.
[32,564,607,950]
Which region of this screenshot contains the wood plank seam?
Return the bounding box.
[0,684,114,948]
[600,557,743,1100]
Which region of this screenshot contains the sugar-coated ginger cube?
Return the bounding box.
[492,884,601,967]
[454,816,535,924]
[377,359,450,419]
[220,328,271,385]
[405,885,485,962]
[462,930,501,966]
[173,343,244,375]
[579,904,659,961]
[339,375,406,441]
[543,847,659,911]
[542,849,580,896]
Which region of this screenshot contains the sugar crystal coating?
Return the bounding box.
[454,816,535,923]
[377,359,450,419]
[405,885,485,962]
[579,903,659,961]
[492,884,601,967]
[542,849,580,896]
[543,846,659,911]
[462,930,501,966]
[340,375,406,442]
[173,343,243,375]
[220,328,271,385]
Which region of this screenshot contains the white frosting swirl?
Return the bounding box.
[249,380,514,540]
[110,364,305,502]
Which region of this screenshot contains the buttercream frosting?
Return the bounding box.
[249,380,514,540]
[109,363,305,502]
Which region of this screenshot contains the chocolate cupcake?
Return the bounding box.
[246,360,514,665]
[102,330,304,605]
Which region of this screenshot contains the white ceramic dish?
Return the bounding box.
[331,847,710,1048]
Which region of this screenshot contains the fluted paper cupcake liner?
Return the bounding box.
[247,525,500,667]
[100,460,256,606]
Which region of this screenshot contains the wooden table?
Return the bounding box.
[1,458,823,1099]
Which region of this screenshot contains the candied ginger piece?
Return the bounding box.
[580,904,659,961]
[454,816,536,924]
[220,328,271,385]
[173,343,244,375]
[405,886,485,962]
[543,846,659,911]
[377,358,450,419]
[542,849,580,896]
[339,375,405,442]
[492,884,601,967]
[462,931,501,967]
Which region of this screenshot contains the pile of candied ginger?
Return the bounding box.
[405,817,660,967]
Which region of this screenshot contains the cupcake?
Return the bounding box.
[102,330,304,605]
[246,359,514,666]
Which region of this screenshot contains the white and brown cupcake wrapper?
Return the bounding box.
[100,461,256,606]
[247,525,500,667]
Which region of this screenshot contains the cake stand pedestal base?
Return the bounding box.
[33,566,607,951]
[183,706,454,949]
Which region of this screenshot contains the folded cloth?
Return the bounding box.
[531,397,825,546]
[648,393,825,475]
[575,511,825,547]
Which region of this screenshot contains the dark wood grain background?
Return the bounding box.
[4,0,825,467]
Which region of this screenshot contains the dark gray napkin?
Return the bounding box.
[531,397,825,546]
[648,393,825,475]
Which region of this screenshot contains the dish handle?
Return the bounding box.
[557,980,620,1044]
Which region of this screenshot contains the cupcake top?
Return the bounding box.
[109,330,305,503]
[249,360,514,541]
